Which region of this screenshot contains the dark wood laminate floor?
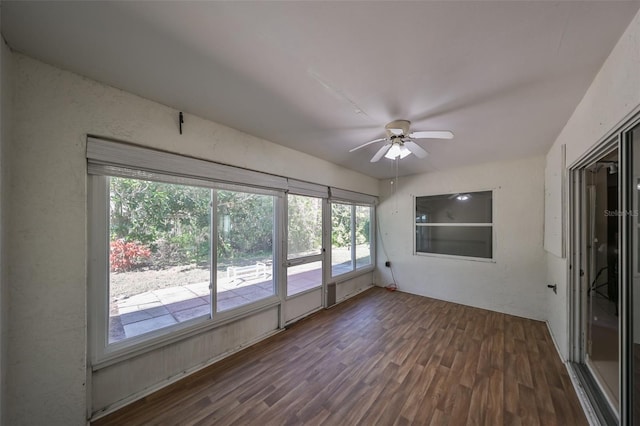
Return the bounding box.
[93,287,587,425]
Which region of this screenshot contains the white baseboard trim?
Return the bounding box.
[545,320,565,362]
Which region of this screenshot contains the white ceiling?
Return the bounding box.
[3,1,639,179]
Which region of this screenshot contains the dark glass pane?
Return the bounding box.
[630,124,640,423]
[416,226,492,258]
[416,191,492,224]
[584,149,619,406]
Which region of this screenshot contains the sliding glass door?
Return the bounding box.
[629,122,640,424]
[570,115,640,425]
[583,148,620,413]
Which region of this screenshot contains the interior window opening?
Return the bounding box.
[415,191,493,259]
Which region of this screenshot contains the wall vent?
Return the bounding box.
[326,282,336,308]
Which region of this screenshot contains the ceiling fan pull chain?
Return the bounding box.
[394,158,399,213]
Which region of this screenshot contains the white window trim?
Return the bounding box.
[413,251,496,264]
[416,223,493,227]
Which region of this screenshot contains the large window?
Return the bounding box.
[415,191,493,259]
[96,174,278,350]
[331,203,373,277]
[88,138,377,361]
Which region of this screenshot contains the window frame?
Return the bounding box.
[329,201,375,280]
[89,173,284,366]
[87,138,377,367]
[285,193,325,298]
[212,187,281,315]
[413,190,495,262]
[286,194,324,262]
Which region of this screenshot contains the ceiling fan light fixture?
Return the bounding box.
[351,119,453,163]
[384,143,412,160]
[456,194,471,201]
[384,143,403,159]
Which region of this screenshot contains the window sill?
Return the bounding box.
[92,296,281,370]
[414,251,495,263]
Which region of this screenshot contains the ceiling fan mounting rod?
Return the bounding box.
[385,119,411,137]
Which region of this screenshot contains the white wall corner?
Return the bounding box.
[0,20,13,426]
[375,156,547,320]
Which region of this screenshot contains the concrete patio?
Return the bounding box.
[109,264,327,342]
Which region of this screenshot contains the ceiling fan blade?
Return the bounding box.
[409,130,454,140]
[349,138,387,152]
[404,141,428,159]
[371,143,392,162]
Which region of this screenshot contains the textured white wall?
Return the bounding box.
[545,9,640,361]
[376,156,547,320]
[6,53,378,425]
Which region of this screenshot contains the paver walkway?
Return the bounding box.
[109,265,328,342]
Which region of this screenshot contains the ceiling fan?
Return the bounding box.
[349,120,454,162]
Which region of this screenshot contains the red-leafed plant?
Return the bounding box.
[110,239,151,272]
